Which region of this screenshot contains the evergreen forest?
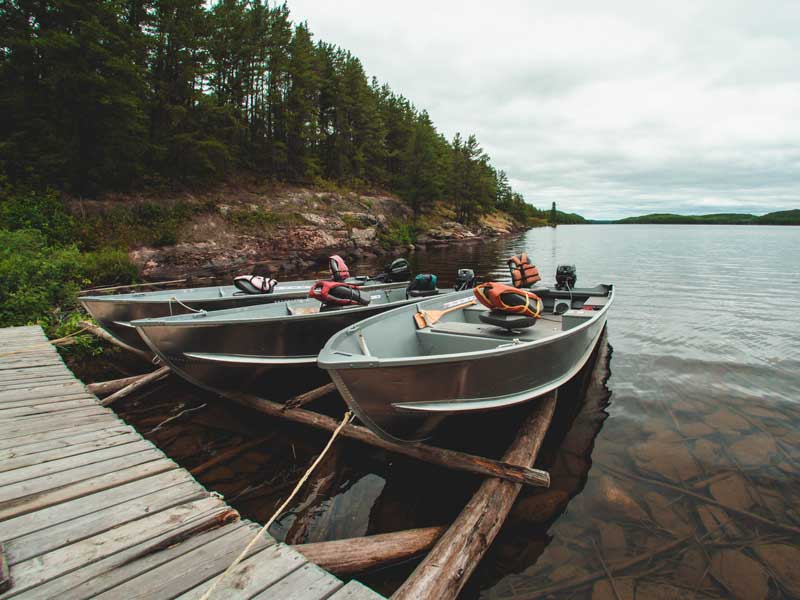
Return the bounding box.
[1,0,552,225]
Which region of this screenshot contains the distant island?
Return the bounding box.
[588,209,800,225]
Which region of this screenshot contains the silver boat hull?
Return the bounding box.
[319,285,613,443]
[81,279,395,352]
[134,286,436,400]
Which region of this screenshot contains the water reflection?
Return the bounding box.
[112,224,800,599]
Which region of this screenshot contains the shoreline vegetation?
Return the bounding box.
[590,209,800,225]
[0,1,579,337]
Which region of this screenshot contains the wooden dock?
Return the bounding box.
[0,325,384,600]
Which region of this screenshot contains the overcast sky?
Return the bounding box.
[286,0,799,219]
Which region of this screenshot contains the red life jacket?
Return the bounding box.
[473,282,542,318]
[309,281,370,306]
[329,255,350,282]
[507,253,541,288]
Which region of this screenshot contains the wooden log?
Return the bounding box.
[0,542,10,593]
[77,321,153,361]
[78,278,188,294]
[294,526,445,576]
[231,392,550,488]
[392,393,558,600]
[88,372,159,396]
[282,382,336,410]
[101,366,171,406]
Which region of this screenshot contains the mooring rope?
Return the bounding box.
[168,296,204,316]
[199,410,354,600]
[0,326,92,358]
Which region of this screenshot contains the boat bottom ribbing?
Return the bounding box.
[0,325,383,600]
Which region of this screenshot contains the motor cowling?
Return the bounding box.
[329,255,351,282]
[555,265,577,289]
[454,268,476,291]
[309,281,370,307]
[382,258,412,282]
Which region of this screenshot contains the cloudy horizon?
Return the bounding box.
[286,0,799,219]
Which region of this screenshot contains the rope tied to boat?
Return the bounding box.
[0,325,92,358]
[198,410,354,600]
[168,296,204,316]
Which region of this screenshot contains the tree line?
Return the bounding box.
[1,0,552,224]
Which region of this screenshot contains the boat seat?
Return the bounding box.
[430,321,535,341]
[287,305,320,316]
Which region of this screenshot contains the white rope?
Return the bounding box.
[168,296,204,316]
[199,410,354,600]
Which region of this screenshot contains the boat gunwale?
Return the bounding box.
[318,284,615,369]
[131,287,453,327]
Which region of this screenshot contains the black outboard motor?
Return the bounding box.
[378,258,412,283]
[454,268,477,291]
[555,265,577,290]
[406,274,439,298]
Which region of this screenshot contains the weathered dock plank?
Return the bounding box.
[0,326,384,599]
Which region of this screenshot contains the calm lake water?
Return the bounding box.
[114,224,800,599]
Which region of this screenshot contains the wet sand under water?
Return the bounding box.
[75,224,800,599]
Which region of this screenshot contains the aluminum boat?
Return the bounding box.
[132,281,447,399]
[318,284,614,443]
[80,275,402,352]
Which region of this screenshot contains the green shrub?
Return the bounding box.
[0,229,84,328]
[378,220,416,249]
[0,184,76,244]
[0,229,138,333]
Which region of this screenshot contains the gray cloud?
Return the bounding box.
[287,0,800,219]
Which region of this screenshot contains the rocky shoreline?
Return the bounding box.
[99,185,527,280]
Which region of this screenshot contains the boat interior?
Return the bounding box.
[346,285,612,359]
[136,284,424,325]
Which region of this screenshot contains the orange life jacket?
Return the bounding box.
[507,253,541,288]
[473,282,542,318]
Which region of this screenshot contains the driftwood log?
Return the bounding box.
[294,526,446,576]
[77,321,153,361]
[392,393,558,600]
[231,391,550,488]
[88,370,168,397]
[101,367,171,406]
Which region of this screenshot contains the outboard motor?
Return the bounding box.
[329,255,351,282]
[555,265,577,290]
[406,274,439,298]
[381,258,412,282]
[454,268,477,291]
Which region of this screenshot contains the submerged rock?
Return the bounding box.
[708,473,756,511]
[591,578,634,600]
[593,475,649,521]
[596,521,627,558]
[631,439,702,482]
[635,581,696,600]
[728,433,778,467]
[709,549,769,600]
[705,408,751,432]
[753,543,800,597]
[642,491,693,535]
